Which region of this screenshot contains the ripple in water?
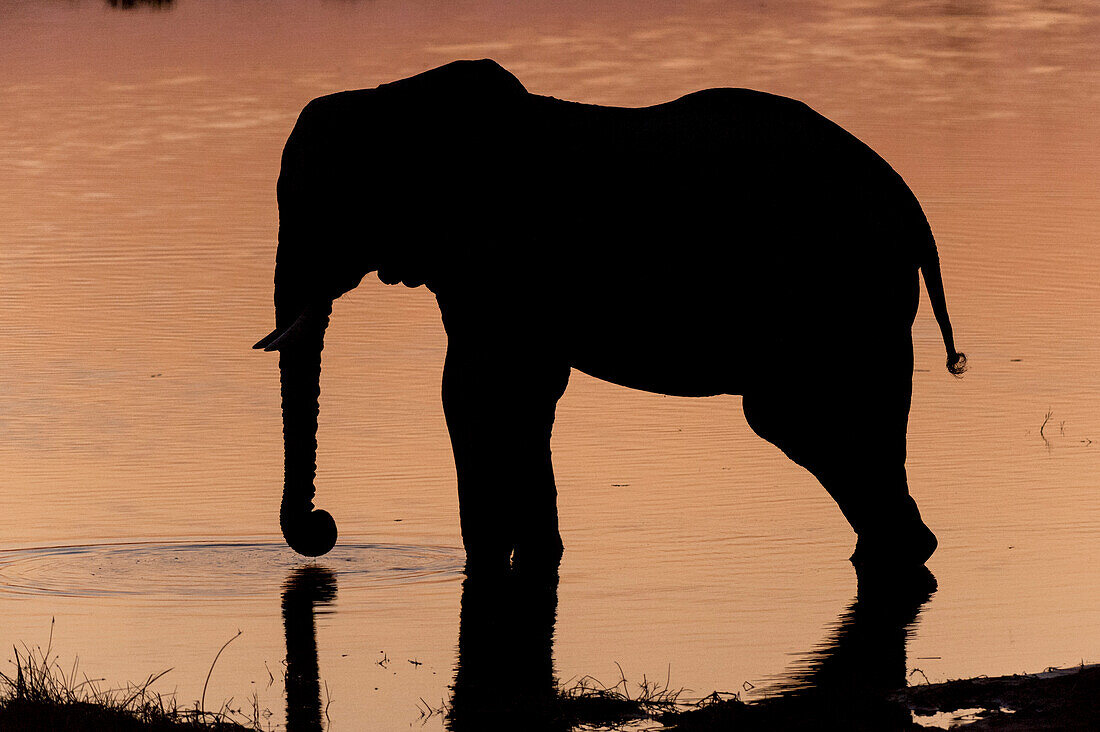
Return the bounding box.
[0,541,465,600]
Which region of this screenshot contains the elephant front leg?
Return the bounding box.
[442,340,570,575]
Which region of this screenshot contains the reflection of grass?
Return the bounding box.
[0,624,264,731]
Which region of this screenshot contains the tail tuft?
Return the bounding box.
[947,352,967,377]
[920,230,965,380]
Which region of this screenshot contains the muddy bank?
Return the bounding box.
[659,663,1100,731]
[901,663,1100,730]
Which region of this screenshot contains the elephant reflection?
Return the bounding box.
[449,571,562,731]
[281,566,337,732]
[739,566,937,730]
[448,566,936,731]
[255,59,966,571]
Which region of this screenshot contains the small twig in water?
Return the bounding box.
[324,680,333,727]
[1040,409,1053,439]
[909,667,931,685]
[417,696,447,720]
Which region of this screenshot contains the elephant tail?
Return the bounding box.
[919,235,967,377]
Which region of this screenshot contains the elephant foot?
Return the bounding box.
[854,563,938,604]
[462,533,563,576]
[511,536,564,576]
[463,553,512,578]
[850,522,937,569]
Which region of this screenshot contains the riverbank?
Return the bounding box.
[901,663,1100,730]
[0,639,262,732]
[660,663,1100,731]
[3,653,1096,730]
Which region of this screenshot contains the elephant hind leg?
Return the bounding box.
[741,353,936,567]
[442,336,570,575]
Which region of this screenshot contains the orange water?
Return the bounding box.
[2,1,1099,729]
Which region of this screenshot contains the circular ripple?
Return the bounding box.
[0,541,465,600]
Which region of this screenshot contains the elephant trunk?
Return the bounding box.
[277,301,338,557]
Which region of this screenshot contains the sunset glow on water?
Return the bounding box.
[2,1,1099,729]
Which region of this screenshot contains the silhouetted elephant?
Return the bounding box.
[255,59,965,571]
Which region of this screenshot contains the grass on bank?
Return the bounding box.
[428,662,739,729]
[5,625,1097,732]
[0,625,265,732]
[542,664,692,727]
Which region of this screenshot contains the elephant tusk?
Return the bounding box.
[255,310,312,352]
[253,327,283,350]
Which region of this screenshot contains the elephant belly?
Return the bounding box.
[556,267,787,397]
[566,312,750,398]
[572,354,741,397]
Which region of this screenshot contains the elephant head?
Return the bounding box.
[251,132,356,557]
[255,59,965,568]
[254,60,529,557]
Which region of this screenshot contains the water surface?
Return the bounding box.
[2,0,1099,729]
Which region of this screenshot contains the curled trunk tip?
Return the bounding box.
[278,302,338,556]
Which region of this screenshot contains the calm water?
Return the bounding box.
[2,0,1099,729]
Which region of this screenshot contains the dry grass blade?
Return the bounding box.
[553,665,689,727]
[200,629,243,719]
